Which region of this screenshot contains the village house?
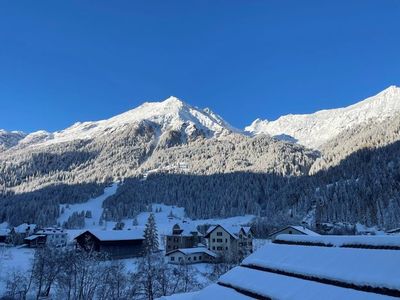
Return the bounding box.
[204,225,254,259]
[74,229,145,259]
[9,223,37,245]
[24,227,68,248]
[165,247,217,264]
[165,224,204,252]
[268,225,319,240]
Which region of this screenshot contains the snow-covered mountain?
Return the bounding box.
[245,86,400,149]
[1,96,238,152]
[0,130,27,152]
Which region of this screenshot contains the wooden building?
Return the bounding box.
[75,229,145,259]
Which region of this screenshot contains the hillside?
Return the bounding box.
[1,88,400,231]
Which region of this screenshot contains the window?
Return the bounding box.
[217,232,222,236]
[217,239,222,243]
[225,239,227,243]
[217,246,223,250]
[188,257,191,261]
[199,256,202,260]
[212,238,215,242]
[171,257,175,261]
[289,230,292,234]
[194,256,197,261]
[212,246,215,250]
[225,247,228,250]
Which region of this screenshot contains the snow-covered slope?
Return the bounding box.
[3,97,238,151]
[245,86,400,149]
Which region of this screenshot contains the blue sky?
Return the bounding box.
[0,1,400,132]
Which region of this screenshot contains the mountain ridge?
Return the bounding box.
[245,86,400,149]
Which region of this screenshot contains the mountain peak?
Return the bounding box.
[246,86,400,149]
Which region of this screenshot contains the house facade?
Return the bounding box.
[166,247,217,264]
[75,229,145,259]
[165,224,203,252]
[204,225,254,260]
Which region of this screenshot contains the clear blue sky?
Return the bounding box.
[1,1,400,132]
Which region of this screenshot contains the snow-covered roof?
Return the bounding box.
[171,223,202,237]
[275,234,400,249]
[172,235,400,299]
[0,229,10,236]
[166,247,217,258]
[205,225,251,239]
[269,225,320,238]
[37,227,66,235]
[243,243,400,292]
[24,234,46,241]
[14,223,37,234]
[387,228,400,234]
[240,226,252,235]
[77,229,145,241]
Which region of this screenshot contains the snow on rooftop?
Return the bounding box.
[275,234,400,248]
[217,266,395,300]
[171,235,400,300]
[81,228,145,241]
[242,243,400,292]
[14,223,37,234]
[167,247,217,258]
[289,225,320,236]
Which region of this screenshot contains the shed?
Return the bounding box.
[74,229,145,259]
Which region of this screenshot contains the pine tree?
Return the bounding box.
[143,213,159,254]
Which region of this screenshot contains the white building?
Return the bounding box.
[165,247,217,264]
[36,227,68,247]
[204,225,254,259]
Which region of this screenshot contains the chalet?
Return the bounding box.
[25,227,67,248]
[165,234,400,299]
[268,225,319,240]
[204,225,254,259]
[75,229,145,259]
[165,224,203,252]
[165,247,217,264]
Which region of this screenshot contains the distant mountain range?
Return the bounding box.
[1,86,400,231]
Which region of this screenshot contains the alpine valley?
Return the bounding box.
[1,86,400,233]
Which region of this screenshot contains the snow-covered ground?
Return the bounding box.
[58,183,119,229]
[0,247,35,294]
